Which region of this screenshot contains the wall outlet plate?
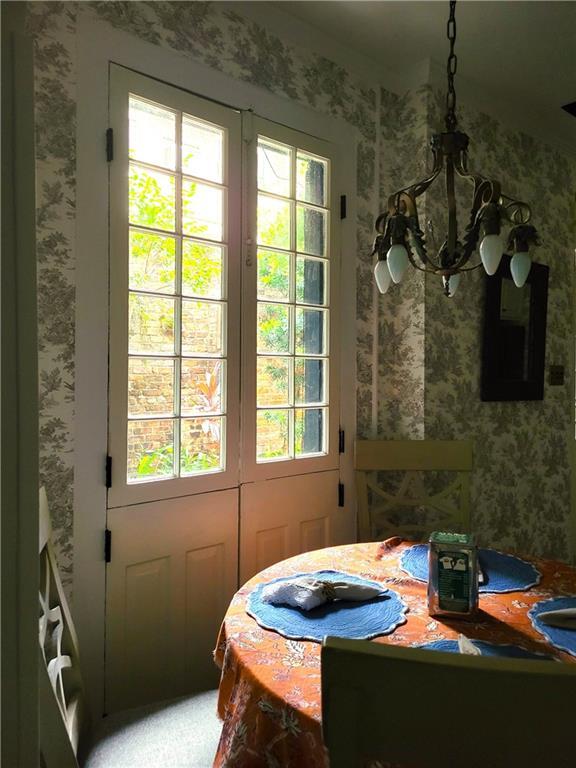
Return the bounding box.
[549,365,565,386]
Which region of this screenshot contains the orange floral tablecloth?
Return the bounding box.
[213,539,576,768]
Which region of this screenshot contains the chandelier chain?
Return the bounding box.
[445,0,458,131]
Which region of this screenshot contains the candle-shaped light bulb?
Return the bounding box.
[510,251,531,288]
[374,260,392,294]
[442,272,461,298]
[479,234,503,276]
[386,244,409,284]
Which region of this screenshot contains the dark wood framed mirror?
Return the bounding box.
[481,255,549,401]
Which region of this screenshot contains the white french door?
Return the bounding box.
[106,65,348,712]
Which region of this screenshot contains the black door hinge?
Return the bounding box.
[104,529,112,563]
[338,428,345,454]
[338,482,345,507]
[105,455,112,488]
[106,128,114,162]
[340,194,347,220]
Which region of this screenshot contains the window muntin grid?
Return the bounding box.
[256,136,330,463]
[126,95,228,483]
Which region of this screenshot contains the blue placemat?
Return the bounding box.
[400,543,541,593]
[419,639,553,660]
[528,596,576,658]
[247,569,408,642]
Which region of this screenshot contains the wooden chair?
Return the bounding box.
[321,636,576,768]
[38,488,222,768]
[354,439,473,541]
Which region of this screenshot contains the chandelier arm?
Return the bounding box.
[387,152,444,215]
[500,196,532,225]
[449,260,485,274]
[405,217,434,268]
[453,154,502,205]
[405,246,447,274]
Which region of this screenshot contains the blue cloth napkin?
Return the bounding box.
[419,639,553,660]
[247,569,408,642]
[529,596,576,658]
[400,543,540,593]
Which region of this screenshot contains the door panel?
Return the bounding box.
[105,65,353,714]
[240,470,347,583]
[105,489,238,713]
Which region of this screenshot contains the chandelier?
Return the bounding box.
[372,0,539,298]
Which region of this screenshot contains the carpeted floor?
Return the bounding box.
[83,690,222,768]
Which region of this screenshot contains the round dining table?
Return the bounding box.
[213,538,576,768]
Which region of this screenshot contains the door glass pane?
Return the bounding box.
[295,308,327,355]
[182,180,223,241]
[129,164,176,232]
[257,304,291,354]
[256,410,290,461]
[296,204,326,257]
[257,358,291,407]
[182,240,224,299]
[127,419,175,481]
[296,256,327,306]
[129,294,175,355]
[256,136,330,463]
[297,152,327,207]
[181,359,224,415]
[258,138,291,197]
[257,249,291,302]
[182,300,224,356]
[182,116,223,183]
[257,195,291,250]
[295,408,325,456]
[123,90,231,486]
[129,230,176,294]
[180,417,223,475]
[294,358,326,405]
[129,358,175,417]
[129,96,176,170]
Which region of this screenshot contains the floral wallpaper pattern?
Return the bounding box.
[423,88,576,560]
[27,1,78,586]
[26,1,575,592]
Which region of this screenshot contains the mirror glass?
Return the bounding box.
[498,278,531,381]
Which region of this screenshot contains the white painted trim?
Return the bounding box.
[75,13,357,718]
[1,5,40,764]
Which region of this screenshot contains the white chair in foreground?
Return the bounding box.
[321,635,576,768]
[38,488,221,768]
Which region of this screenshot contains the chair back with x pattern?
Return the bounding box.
[39,487,86,768]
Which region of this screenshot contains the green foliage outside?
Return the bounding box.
[127,147,315,477]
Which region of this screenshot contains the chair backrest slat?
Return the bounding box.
[354,439,473,541]
[355,439,473,471]
[322,636,576,768]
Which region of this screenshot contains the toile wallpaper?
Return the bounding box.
[423,88,576,560]
[27,1,575,591]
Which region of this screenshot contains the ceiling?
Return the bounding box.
[275,1,576,149]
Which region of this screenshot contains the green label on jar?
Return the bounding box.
[437,549,471,612]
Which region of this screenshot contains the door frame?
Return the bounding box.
[1,4,39,764]
[76,15,357,719]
